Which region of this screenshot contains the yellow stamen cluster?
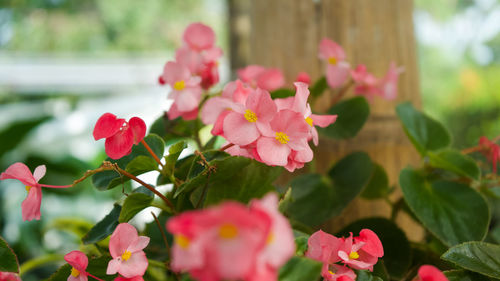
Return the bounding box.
[349,251,360,260]
[71,267,80,277]
[305,117,314,127]
[328,56,337,65]
[174,80,186,91]
[275,132,290,144]
[244,109,258,123]
[266,232,275,245]
[218,223,238,239]
[328,270,335,275]
[121,250,132,261]
[25,185,32,192]
[175,234,190,249]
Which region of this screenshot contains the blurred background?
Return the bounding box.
[0,0,499,280]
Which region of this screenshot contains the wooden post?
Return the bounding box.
[230,0,423,240]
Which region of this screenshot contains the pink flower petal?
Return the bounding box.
[256,68,285,91]
[118,252,148,278]
[200,97,237,125]
[106,258,120,275]
[294,145,313,162]
[0,162,38,187]
[127,236,150,253]
[32,165,46,182]
[64,250,88,272]
[246,88,277,123]
[93,113,123,140]
[326,63,350,89]
[295,72,311,85]
[310,114,337,128]
[319,38,346,61]
[109,223,139,258]
[105,129,135,159]
[417,265,448,281]
[256,137,290,166]
[306,230,342,264]
[128,117,146,145]
[21,186,42,221]
[223,112,260,146]
[237,65,266,83]
[183,22,215,51]
[356,229,384,257]
[162,61,191,86]
[292,82,310,114]
[114,276,144,281]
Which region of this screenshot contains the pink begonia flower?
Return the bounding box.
[167,201,272,281]
[257,109,310,166]
[237,65,285,91]
[114,276,144,281]
[0,272,21,281]
[416,265,449,281]
[248,193,295,281]
[351,64,380,100]
[107,223,150,278]
[378,62,403,100]
[479,136,500,173]
[183,22,215,51]
[0,163,71,221]
[322,264,356,281]
[93,113,146,160]
[306,230,342,266]
[160,61,203,115]
[337,229,384,271]
[318,38,350,88]
[223,88,277,146]
[64,251,89,281]
[295,72,311,85]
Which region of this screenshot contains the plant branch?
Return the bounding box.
[151,211,171,257]
[141,139,165,169]
[330,79,354,106]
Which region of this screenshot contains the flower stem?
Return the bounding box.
[87,273,105,281]
[141,139,165,169]
[151,211,171,257]
[330,79,354,106]
[220,143,234,151]
[39,184,73,188]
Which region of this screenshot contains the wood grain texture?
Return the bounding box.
[238,0,423,240]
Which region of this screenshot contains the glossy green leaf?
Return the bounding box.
[338,218,411,279]
[92,134,164,190]
[82,204,121,244]
[396,102,451,155]
[119,192,154,223]
[310,76,328,98]
[150,114,203,145]
[356,270,384,281]
[47,256,115,281]
[442,242,500,279]
[361,163,390,199]
[0,236,19,273]
[164,141,187,176]
[285,152,372,227]
[278,256,322,281]
[271,88,295,99]
[444,270,493,281]
[428,149,480,180]
[319,96,370,139]
[400,168,489,246]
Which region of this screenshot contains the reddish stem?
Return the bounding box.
[141,139,165,169]
[220,143,235,151]
[87,273,105,281]
[39,184,73,188]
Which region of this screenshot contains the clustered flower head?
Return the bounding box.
[319,38,403,101]
[166,193,295,281]
[159,22,222,120]
[201,82,336,172]
[306,229,384,281]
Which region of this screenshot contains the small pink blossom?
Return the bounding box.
[237,65,285,91]
[0,272,21,281]
[479,136,500,173]
[322,264,356,281]
[415,265,449,281]
[93,113,146,159]
[114,276,144,281]
[295,72,311,85]
[64,251,89,281]
[379,62,403,100]
[183,22,216,51]
[351,64,380,100]
[306,230,342,265]
[337,229,384,271]
[318,39,350,88]
[0,163,71,221]
[107,223,150,278]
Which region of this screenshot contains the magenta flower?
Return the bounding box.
[318,38,350,88]
[248,193,295,281]
[64,251,89,281]
[237,65,285,91]
[256,109,310,166]
[0,272,21,281]
[416,265,449,281]
[167,201,272,281]
[106,223,150,278]
[93,113,146,160]
[479,136,500,173]
[337,229,384,271]
[0,163,72,221]
[223,88,277,146]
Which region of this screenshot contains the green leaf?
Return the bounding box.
[361,163,390,199]
[319,96,370,139]
[293,230,309,256]
[428,149,480,180]
[399,168,489,246]
[47,256,115,281]
[396,102,451,155]
[92,134,164,190]
[164,141,187,176]
[278,256,322,281]
[82,204,121,244]
[271,88,295,99]
[442,242,500,279]
[444,270,493,281]
[337,218,411,279]
[0,116,50,159]
[49,218,93,238]
[310,76,328,98]
[285,152,372,227]
[119,192,154,223]
[0,236,19,273]
[356,270,384,281]
[150,114,203,144]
